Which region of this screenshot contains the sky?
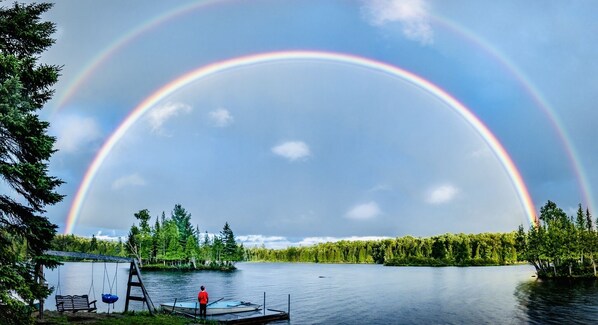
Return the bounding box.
[26,0,598,248]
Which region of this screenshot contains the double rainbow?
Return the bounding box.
[64,51,538,234]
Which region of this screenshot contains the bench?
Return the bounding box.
[55,295,97,313]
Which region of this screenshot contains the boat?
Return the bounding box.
[160,300,261,315]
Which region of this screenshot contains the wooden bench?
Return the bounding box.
[55,295,97,313]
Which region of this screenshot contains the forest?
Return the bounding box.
[516,201,596,278]
[246,232,519,266]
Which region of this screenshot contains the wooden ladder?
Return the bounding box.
[124,259,156,315]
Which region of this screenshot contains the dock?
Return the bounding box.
[164,293,290,324]
[210,308,289,324]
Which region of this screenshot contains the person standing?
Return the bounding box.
[198,285,209,318]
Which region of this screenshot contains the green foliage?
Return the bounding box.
[220,222,241,262]
[0,2,63,324]
[50,234,126,258]
[518,200,597,278]
[124,204,241,270]
[171,204,193,248]
[246,233,519,266]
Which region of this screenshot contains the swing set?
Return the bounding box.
[37,250,156,318]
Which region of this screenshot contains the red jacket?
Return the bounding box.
[198,290,209,304]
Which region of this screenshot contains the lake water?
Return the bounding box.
[42,262,598,324]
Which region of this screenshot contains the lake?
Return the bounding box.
[42,262,598,324]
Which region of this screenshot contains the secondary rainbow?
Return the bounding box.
[435,17,594,215]
[53,0,225,111]
[64,50,538,234]
[51,1,592,215]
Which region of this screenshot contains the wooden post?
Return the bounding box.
[263,292,266,315]
[288,294,290,319]
[125,259,156,315]
[124,261,134,313]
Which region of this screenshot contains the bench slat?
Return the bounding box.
[55,295,97,312]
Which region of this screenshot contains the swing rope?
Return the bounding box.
[55,265,61,296]
[102,262,114,293]
[88,262,96,300]
[112,262,118,295]
[101,262,119,310]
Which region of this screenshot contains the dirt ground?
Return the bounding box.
[35,311,127,324]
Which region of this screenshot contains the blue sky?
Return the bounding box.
[32,0,598,248]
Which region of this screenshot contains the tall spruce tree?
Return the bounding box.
[0,2,63,324]
[171,204,193,247]
[220,222,239,262]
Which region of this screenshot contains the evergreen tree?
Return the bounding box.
[220,222,239,262]
[151,215,161,263]
[0,3,63,324]
[126,225,141,264]
[171,204,193,247]
[134,209,151,234]
[133,209,152,262]
[90,234,97,253]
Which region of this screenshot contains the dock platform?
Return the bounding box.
[210,308,289,324]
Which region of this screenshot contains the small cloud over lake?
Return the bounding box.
[426,184,459,204]
[111,173,147,190]
[272,141,311,161]
[209,108,234,127]
[345,201,382,220]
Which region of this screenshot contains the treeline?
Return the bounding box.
[126,204,243,270]
[516,201,596,278]
[246,232,519,266]
[51,234,126,258]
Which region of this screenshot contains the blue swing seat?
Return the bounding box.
[101,293,119,304]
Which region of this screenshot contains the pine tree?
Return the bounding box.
[171,204,193,247]
[220,222,239,262]
[0,3,63,324]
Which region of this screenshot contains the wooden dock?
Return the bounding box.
[164,293,290,324]
[210,308,289,324]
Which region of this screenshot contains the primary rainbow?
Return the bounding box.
[64,50,538,234]
[51,0,592,216]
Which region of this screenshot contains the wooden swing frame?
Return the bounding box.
[36,250,156,319]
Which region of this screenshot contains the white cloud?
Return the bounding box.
[345,201,382,220]
[146,102,192,133]
[111,173,147,190]
[362,0,433,45]
[53,115,102,153]
[272,141,311,161]
[209,108,234,127]
[237,235,288,249]
[93,231,122,242]
[426,184,459,204]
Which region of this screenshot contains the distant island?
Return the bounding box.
[52,204,243,271]
[51,201,597,279]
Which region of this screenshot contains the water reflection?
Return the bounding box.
[44,262,598,323]
[515,278,598,324]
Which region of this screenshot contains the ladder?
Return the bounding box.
[124,259,156,315]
